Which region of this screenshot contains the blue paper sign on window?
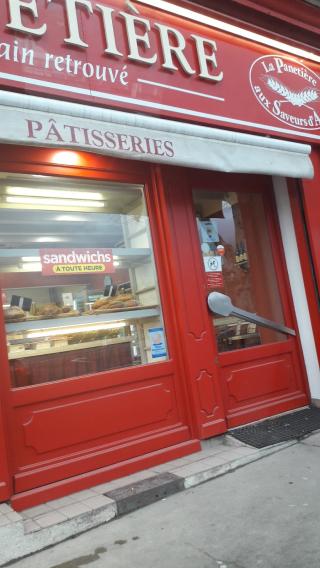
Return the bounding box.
[148,327,167,359]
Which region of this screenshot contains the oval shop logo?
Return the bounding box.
[249,55,320,130]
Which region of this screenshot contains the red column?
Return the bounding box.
[0,294,12,501]
[301,150,320,293]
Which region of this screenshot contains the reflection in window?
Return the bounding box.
[193,190,286,352]
[0,174,168,388]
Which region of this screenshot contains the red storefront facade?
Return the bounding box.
[0,0,319,510]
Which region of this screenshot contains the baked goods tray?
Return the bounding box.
[8,336,133,360]
[26,313,80,320]
[5,307,161,332]
[85,305,158,315]
[6,315,73,323]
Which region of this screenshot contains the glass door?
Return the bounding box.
[191,177,309,428]
[193,189,288,351]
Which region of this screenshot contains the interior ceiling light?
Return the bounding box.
[55,215,89,222]
[50,151,81,166]
[6,187,104,201]
[5,196,105,208]
[26,321,126,339]
[35,236,63,243]
[21,256,41,262]
[134,0,320,63]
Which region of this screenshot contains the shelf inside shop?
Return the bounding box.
[5,307,161,332]
[8,336,133,360]
[135,286,156,294]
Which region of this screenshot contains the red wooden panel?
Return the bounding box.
[0,412,11,501]
[11,360,175,407]
[220,347,308,427]
[196,370,220,417]
[15,425,192,493]
[158,167,227,439]
[24,383,173,454]
[12,373,181,464]
[0,287,13,500]
[226,358,291,402]
[12,438,200,511]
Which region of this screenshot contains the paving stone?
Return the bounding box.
[302,432,320,446]
[104,473,184,516]
[190,447,230,461]
[4,511,22,523]
[151,457,194,472]
[48,495,78,510]
[21,504,53,519]
[0,504,12,514]
[67,489,98,501]
[200,436,226,450]
[170,456,230,478]
[58,502,93,519]
[82,495,115,510]
[92,470,157,494]
[35,511,68,528]
[214,447,258,460]
[0,516,10,527]
[23,519,41,534]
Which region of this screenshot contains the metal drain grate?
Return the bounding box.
[229,407,320,448]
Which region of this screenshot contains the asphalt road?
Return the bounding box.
[11,438,320,568]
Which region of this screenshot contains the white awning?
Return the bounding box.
[0,91,313,178]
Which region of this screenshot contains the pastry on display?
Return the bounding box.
[123,299,139,307]
[38,303,62,317]
[92,297,112,310]
[91,293,139,312]
[57,309,80,318]
[4,306,26,322]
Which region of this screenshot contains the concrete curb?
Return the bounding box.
[0,437,300,567]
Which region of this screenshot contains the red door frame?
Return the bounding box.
[161,166,309,431]
[288,176,320,364]
[0,298,12,501]
[155,166,228,439]
[0,145,200,510]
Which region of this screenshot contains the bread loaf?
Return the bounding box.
[4,306,25,322]
[38,303,62,317]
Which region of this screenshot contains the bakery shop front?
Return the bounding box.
[0,0,319,510]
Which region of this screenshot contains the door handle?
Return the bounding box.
[207,292,296,337]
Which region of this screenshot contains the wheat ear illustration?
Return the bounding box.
[262,75,319,107]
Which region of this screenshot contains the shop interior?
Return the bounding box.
[0,174,167,387]
[193,189,286,352]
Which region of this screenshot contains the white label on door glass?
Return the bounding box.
[203,256,222,273]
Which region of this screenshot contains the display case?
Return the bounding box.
[0,174,169,387]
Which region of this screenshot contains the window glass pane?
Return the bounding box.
[0,174,168,388]
[193,189,286,352]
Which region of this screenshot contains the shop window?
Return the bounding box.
[193,190,286,352]
[0,174,168,387]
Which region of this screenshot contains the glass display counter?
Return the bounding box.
[0,174,168,387]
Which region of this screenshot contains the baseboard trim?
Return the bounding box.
[11,438,200,511]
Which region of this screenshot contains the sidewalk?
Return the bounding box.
[1,431,317,567]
